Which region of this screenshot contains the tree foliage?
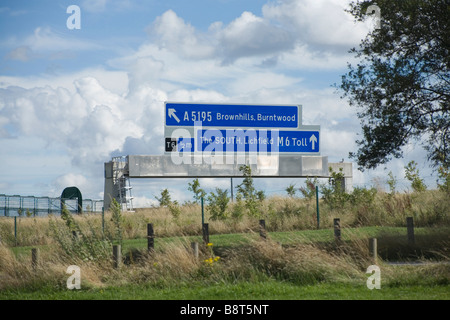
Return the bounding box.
[155,188,171,207]
[236,165,265,217]
[207,188,230,221]
[404,160,427,192]
[339,0,450,170]
[188,178,206,204]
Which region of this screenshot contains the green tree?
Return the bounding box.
[110,198,124,245]
[168,200,181,219]
[404,160,427,192]
[155,188,171,207]
[321,167,348,208]
[387,171,397,195]
[236,165,264,217]
[299,178,318,200]
[286,184,297,197]
[207,188,230,221]
[188,178,206,203]
[437,166,450,193]
[338,0,450,170]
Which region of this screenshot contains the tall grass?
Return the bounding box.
[0,189,448,294]
[1,233,447,293]
[0,190,448,247]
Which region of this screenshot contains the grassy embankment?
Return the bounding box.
[0,190,448,299]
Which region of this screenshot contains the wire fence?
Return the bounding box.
[0,194,103,217]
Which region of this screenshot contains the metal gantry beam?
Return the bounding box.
[103,154,353,210]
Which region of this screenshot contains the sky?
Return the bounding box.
[0,0,439,207]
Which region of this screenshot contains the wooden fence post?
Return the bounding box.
[406,217,415,245]
[369,238,378,264]
[147,223,155,252]
[316,186,320,229]
[259,219,267,240]
[191,242,199,258]
[334,218,341,243]
[202,223,209,244]
[14,216,17,246]
[31,248,39,272]
[113,244,121,269]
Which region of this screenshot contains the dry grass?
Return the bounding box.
[1,229,448,293]
[0,190,448,292]
[0,189,448,247]
[0,237,367,290]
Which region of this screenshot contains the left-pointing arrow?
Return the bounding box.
[168,108,180,123]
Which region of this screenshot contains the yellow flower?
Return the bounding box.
[207,243,213,247]
[214,256,220,262]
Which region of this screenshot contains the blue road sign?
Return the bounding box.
[165,102,299,128]
[183,129,320,153]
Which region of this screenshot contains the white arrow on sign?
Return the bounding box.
[168,108,180,123]
[309,134,317,150]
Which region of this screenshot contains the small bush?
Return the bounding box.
[207,188,230,221]
[236,165,265,217]
[405,161,427,192]
[188,179,206,204]
[321,167,348,209]
[49,205,112,261]
[155,189,172,207]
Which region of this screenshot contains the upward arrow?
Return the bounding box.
[309,134,317,150]
[168,108,180,123]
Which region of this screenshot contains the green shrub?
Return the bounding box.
[405,161,427,192]
[110,199,124,245]
[155,188,172,207]
[207,188,230,221]
[49,204,111,261]
[437,166,450,194]
[299,178,318,200]
[321,167,348,209]
[285,184,297,197]
[188,178,206,204]
[236,165,265,217]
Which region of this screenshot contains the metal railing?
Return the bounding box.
[0,194,103,217]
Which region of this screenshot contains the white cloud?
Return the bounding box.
[262,0,370,50]
[218,11,295,64]
[132,195,159,208]
[0,76,144,168]
[6,46,33,61]
[53,173,88,190]
[81,0,110,13]
[147,10,216,60]
[2,26,105,67]
[25,27,101,53]
[0,68,129,95]
[144,1,369,67]
[227,72,301,94]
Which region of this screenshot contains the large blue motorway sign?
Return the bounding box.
[164,102,320,155]
[165,102,300,128]
[166,129,320,154]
